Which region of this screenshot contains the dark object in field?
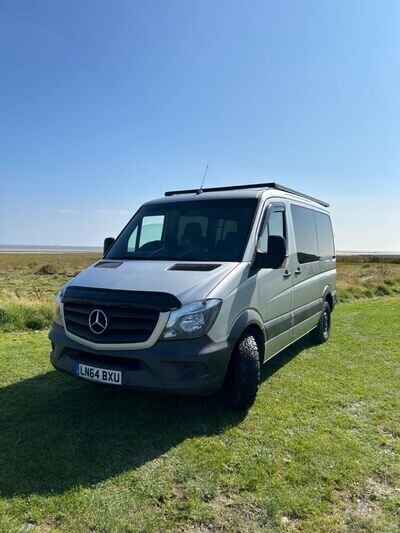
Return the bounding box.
[36,264,58,275]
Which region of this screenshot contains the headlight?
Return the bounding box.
[162,299,222,340]
[53,289,65,326]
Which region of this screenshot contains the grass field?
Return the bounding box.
[0,253,400,333]
[0,253,399,531]
[0,297,399,531]
[0,254,97,332]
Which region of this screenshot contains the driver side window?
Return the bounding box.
[258,205,286,252]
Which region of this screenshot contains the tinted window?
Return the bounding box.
[215,218,238,242]
[315,212,335,259]
[177,215,208,241]
[291,205,319,263]
[106,199,257,262]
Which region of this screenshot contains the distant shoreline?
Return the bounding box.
[0,245,399,256]
[337,251,400,256]
[0,245,102,253]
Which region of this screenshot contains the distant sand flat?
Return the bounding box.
[0,245,101,253]
[0,245,398,256]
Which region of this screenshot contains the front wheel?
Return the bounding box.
[310,301,331,344]
[222,334,260,410]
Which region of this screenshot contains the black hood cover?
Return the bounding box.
[62,285,181,312]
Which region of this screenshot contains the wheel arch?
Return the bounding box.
[227,310,266,365]
[322,286,334,311]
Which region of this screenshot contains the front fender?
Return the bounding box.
[227,308,266,346]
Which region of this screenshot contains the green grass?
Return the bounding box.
[0,253,99,299]
[1,253,400,333]
[0,298,399,532]
[336,258,400,302]
[0,253,99,333]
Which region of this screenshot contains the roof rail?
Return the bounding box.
[164,182,329,207]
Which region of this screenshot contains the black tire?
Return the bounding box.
[310,301,331,344]
[222,334,260,410]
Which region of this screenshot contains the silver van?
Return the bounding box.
[50,183,336,409]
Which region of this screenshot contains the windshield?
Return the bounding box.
[106,199,257,262]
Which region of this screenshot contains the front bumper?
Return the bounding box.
[49,324,232,395]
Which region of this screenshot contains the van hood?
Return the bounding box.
[68,260,239,306]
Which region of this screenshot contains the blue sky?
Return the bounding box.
[1,0,399,250]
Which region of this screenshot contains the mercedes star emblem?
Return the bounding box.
[88,309,108,334]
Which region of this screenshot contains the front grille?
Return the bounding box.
[63,302,159,344]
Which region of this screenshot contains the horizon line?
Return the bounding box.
[0,244,399,255]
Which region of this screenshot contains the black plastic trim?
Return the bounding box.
[94,261,123,269]
[49,324,231,395]
[62,286,181,311]
[165,182,329,207]
[168,263,221,272]
[265,312,292,339]
[293,299,323,326]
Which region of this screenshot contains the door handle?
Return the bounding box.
[283,270,291,278]
[295,267,302,275]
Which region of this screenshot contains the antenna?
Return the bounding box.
[197,164,208,194]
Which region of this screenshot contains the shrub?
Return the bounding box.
[0,302,53,332]
[0,307,10,327]
[376,285,391,296]
[36,263,57,275]
[384,279,394,286]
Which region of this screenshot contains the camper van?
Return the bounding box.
[50,183,336,409]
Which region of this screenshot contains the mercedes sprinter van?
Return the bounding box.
[50,183,336,409]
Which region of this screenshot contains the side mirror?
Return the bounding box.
[255,235,286,269]
[103,237,115,256]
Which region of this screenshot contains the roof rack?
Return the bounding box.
[164,182,329,207]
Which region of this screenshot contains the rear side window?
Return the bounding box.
[291,205,319,264]
[315,212,335,259]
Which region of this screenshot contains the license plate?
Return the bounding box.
[76,363,122,385]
